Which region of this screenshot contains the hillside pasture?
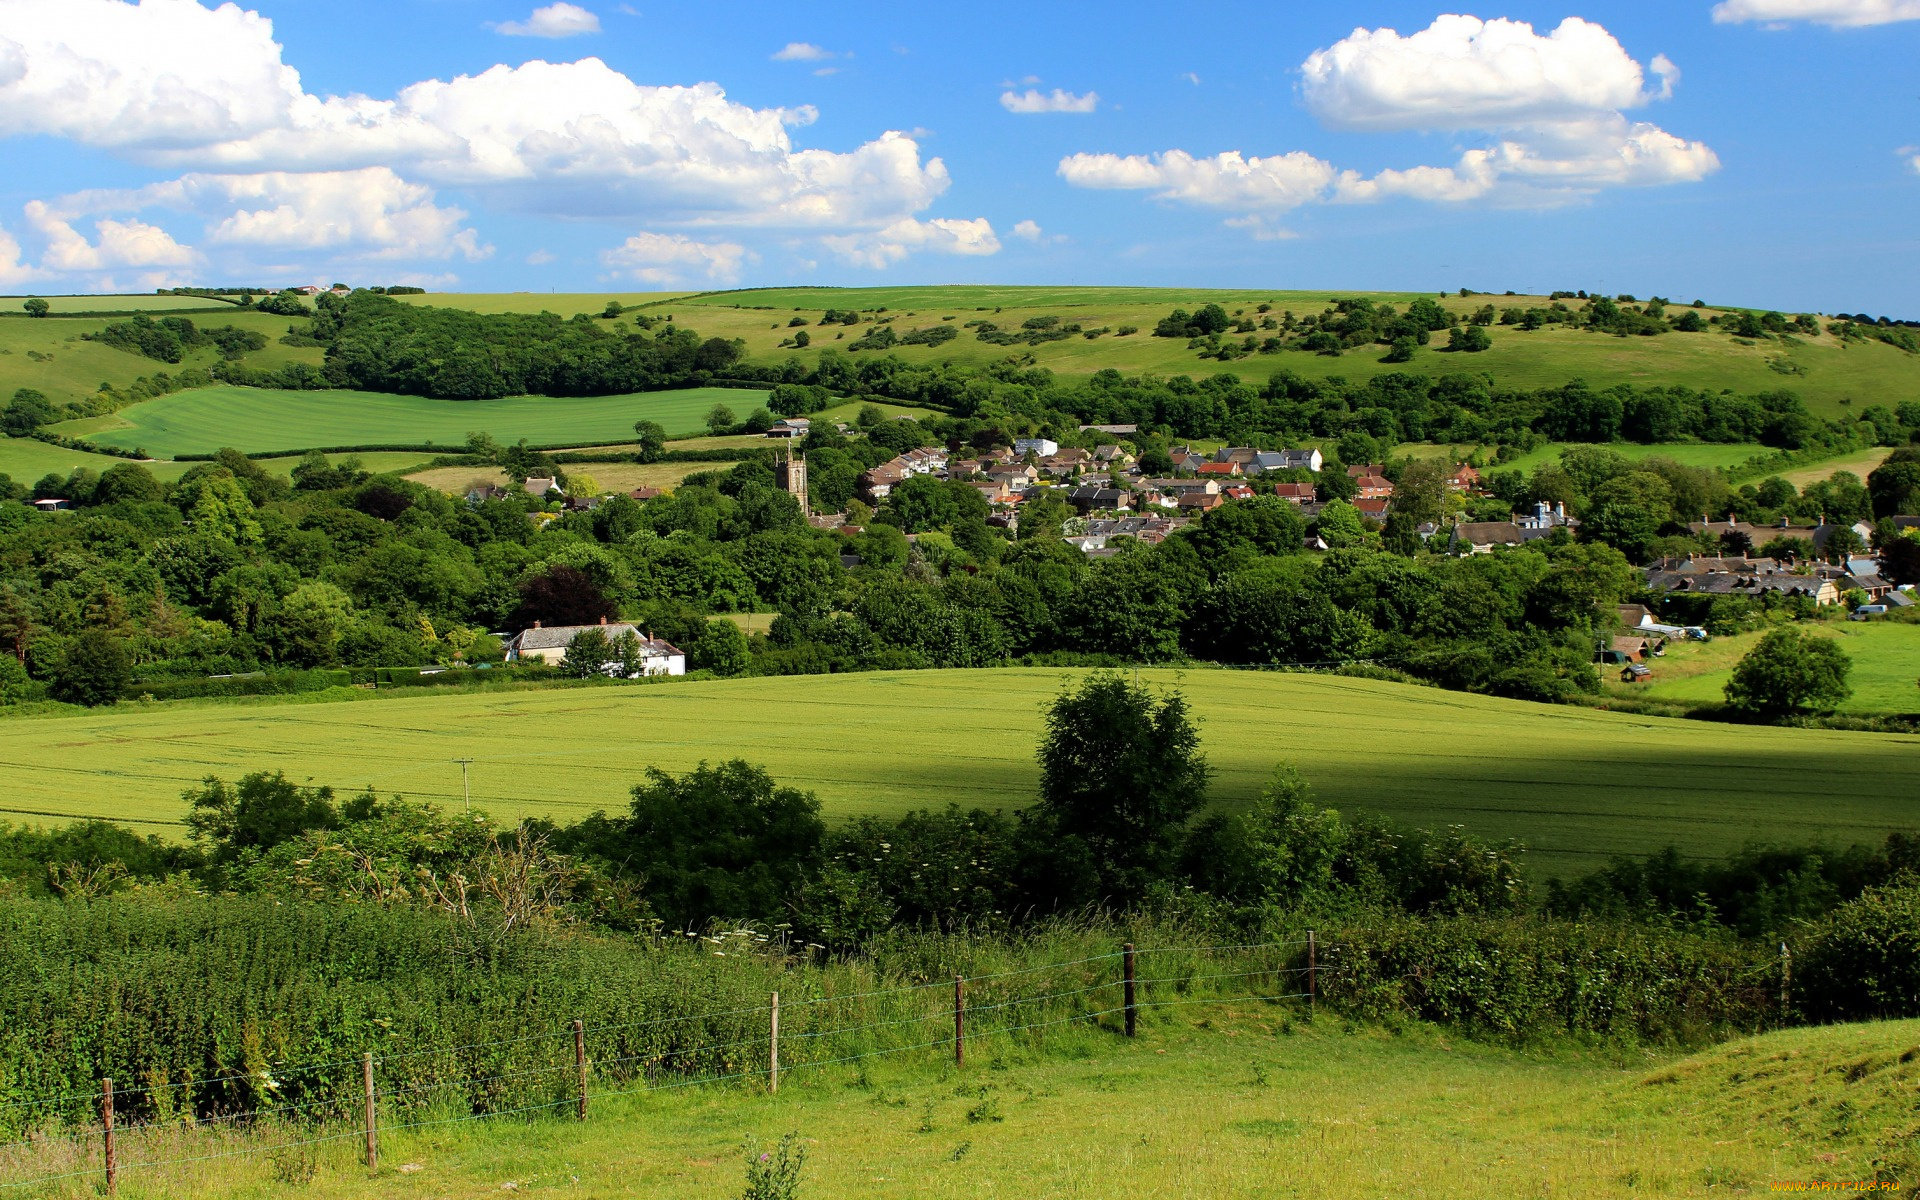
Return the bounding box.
[1611,620,1920,715]
[0,309,325,413]
[2,669,1915,878]
[50,385,770,458]
[667,286,1920,419]
[393,291,688,317]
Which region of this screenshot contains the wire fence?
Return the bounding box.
[0,936,1322,1194]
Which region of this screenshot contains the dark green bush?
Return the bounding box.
[1795,880,1920,1022]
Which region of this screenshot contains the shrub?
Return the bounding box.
[1796,880,1920,1022]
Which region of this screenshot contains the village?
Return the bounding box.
[467,414,1918,685]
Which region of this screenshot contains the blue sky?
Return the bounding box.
[0,0,1914,313]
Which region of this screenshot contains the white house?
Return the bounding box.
[506,620,687,676]
[1013,438,1060,458]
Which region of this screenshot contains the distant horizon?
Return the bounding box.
[5,282,1914,322]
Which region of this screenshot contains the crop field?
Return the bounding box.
[668,286,1920,419]
[405,459,723,495]
[48,384,770,457]
[7,999,1913,1199]
[2,669,1915,878]
[1612,620,1920,714]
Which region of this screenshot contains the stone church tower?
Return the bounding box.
[775,444,808,514]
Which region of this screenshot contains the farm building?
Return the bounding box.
[506,619,686,676]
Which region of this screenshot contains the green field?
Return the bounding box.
[3,669,1915,878]
[0,295,247,314]
[0,308,324,414]
[667,286,1920,420]
[1613,620,1920,715]
[8,288,1916,463]
[8,1005,1913,1198]
[0,440,433,485]
[1492,441,1779,475]
[47,384,769,457]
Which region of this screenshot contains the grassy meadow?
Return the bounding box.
[50,385,769,457]
[2,669,1915,878]
[7,1007,1914,1198]
[1611,620,1920,714]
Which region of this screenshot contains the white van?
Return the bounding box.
[1850,604,1888,621]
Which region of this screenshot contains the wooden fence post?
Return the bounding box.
[573,1019,588,1120]
[768,992,780,1095]
[1307,930,1317,1017]
[362,1052,377,1174]
[1123,943,1136,1038]
[100,1077,116,1196]
[954,976,965,1068]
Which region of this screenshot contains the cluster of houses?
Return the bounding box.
[1642,552,1902,609]
[855,438,1444,527]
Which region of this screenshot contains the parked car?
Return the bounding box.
[1849,604,1889,621]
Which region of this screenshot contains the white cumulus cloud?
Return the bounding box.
[1011,219,1044,241]
[0,1,993,278]
[1000,88,1098,114]
[0,224,46,286]
[822,217,999,269]
[1060,150,1337,211]
[601,231,748,284]
[771,42,834,61]
[1062,14,1715,225]
[1302,16,1673,131]
[1712,0,1920,25]
[493,3,601,38]
[25,201,196,273]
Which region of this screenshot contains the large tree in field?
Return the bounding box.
[1034,673,1211,903]
[1724,627,1852,718]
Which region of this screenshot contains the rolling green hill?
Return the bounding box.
[660,285,1920,420]
[0,308,325,415]
[47,383,768,457]
[3,669,1914,879]
[4,286,1915,462]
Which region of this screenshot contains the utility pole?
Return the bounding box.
[452,758,473,812]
